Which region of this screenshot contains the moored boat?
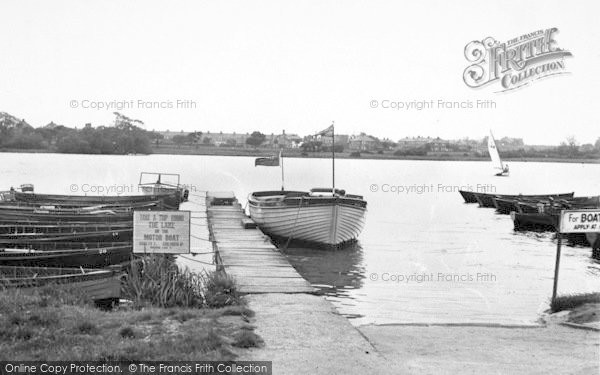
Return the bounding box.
[511,211,558,232]
[0,244,132,268]
[0,209,134,223]
[472,192,574,208]
[10,172,188,210]
[13,191,182,210]
[0,228,132,244]
[0,241,131,251]
[0,200,161,211]
[0,222,132,235]
[458,190,479,203]
[0,266,122,302]
[248,188,367,248]
[249,123,367,249]
[517,195,600,213]
[492,197,520,214]
[138,172,189,202]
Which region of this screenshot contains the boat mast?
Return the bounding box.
[332,121,335,194]
[280,150,284,191]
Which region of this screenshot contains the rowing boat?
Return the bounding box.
[0,228,132,243]
[473,192,574,208]
[0,266,122,301]
[0,241,132,251]
[0,222,132,235]
[511,212,558,231]
[515,196,600,214]
[458,190,479,203]
[0,210,133,222]
[0,245,132,268]
[0,200,161,211]
[14,191,182,210]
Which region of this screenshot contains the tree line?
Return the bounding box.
[0,113,155,154]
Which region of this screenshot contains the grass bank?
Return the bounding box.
[550,293,600,328]
[0,256,262,360]
[551,292,600,313]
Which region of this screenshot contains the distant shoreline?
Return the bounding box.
[1,147,599,164]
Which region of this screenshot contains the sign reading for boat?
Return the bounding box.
[560,210,600,233]
[133,210,190,253]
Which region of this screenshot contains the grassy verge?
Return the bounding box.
[0,256,262,360]
[551,292,600,313]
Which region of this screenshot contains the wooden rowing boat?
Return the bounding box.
[458,190,479,203]
[0,241,131,251]
[0,210,134,222]
[0,200,161,211]
[511,211,558,232]
[0,245,132,268]
[473,192,574,208]
[515,196,600,214]
[13,190,182,210]
[0,266,122,301]
[0,228,132,243]
[0,222,132,235]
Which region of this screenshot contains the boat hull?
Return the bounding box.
[0,246,132,268]
[249,196,366,248]
[14,191,182,210]
[0,266,122,301]
[473,192,574,208]
[511,212,558,232]
[458,190,478,203]
[492,198,518,214]
[0,228,132,244]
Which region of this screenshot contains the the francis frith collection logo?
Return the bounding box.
[463,28,572,92]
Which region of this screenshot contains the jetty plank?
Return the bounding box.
[206,191,314,294]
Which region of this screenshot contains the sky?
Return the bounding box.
[0,0,598,145]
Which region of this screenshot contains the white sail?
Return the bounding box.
[487,131,504,170]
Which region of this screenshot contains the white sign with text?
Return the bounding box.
[559,210,600,234]
[133,211,190,254]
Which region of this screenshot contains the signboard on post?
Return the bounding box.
[133,211,191,254]
[551,209,600,303]
[560,210,600,233]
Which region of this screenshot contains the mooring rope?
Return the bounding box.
[179,255,215,265]
[190,234,211,242]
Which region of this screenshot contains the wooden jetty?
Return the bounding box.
[187,192,388,374]
[205,191,314,294]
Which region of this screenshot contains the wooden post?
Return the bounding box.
[551,212,564,304]
[551,231,562,304]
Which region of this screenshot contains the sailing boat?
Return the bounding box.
[488,131,509,176]
[248,123,367,249]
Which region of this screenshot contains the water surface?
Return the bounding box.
[1,152,598,325]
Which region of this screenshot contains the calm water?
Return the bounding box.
[1,152,599,326]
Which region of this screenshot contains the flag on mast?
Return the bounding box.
[315,124,334,137]
[255,154,280,167]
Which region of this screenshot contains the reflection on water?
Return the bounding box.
[284,243,366,320]
[284,243,365,295]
